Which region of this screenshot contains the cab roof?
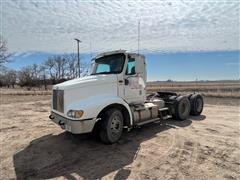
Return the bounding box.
[93,50,145,60]
[95,50,126,59]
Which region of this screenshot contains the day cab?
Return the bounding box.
[49,50,204,144]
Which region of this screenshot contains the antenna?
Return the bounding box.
[89,34,93,59]
[138,20,140,55]
[90,41,93,59]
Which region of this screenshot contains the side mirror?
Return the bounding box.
[125,79,129,85]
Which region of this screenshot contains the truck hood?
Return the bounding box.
[53,74,117,90]
[53,74,119,114]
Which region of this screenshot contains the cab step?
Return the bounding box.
[162,115,172,120]
[159,107,169,111]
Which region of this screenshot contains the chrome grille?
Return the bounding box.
[53,89,64,113]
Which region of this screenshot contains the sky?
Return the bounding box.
[1,0,240,81]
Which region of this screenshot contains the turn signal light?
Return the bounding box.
[67,110,84,118]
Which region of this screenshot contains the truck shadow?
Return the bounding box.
[190,115,206,121]
[13,117,202,180]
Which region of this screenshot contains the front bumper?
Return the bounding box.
[49,111,97,134]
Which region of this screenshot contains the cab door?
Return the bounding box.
[124,57,145,104]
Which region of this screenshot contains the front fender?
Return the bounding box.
[66,95,133,125]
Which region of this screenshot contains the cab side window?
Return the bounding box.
[126,58,136,75]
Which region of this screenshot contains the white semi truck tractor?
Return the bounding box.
[49,50,204,144]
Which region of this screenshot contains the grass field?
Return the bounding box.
[1,81,239,98]
[147,81,240,98]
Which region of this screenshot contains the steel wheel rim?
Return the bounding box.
[110,115,121,136]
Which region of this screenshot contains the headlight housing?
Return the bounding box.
[67,110,84,118]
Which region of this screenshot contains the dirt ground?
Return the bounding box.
[0,95,239,180]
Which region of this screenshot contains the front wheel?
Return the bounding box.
[99,108,123,144]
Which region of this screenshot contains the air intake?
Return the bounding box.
[53,89,64,113]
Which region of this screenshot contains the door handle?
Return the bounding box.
[118,80,123,83]
[125,79,129,85]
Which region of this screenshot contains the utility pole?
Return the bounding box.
[74,38,81,78]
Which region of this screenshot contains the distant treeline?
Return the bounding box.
[0,54,90,89]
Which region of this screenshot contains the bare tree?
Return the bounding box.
[31,63,43,88]
[64,53,91,78]
[45,57,56,80]
[55,55,68,80]
[0,68,17,88]
[65,54,78,79]
[0,52,91,89]
[17,54,91,88]
[18,65,39,88]
[7,70,17,88]
[45,54,74,82]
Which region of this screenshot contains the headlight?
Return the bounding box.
[67,110,84,118]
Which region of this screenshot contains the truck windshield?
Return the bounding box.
[92,53,125,75]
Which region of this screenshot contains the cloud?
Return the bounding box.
[225,62,239,66]
[2,0,240,53]
[9,51,47,60]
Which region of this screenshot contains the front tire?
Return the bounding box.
[99,108,123,144]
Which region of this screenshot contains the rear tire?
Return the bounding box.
[174,96,190,121]
[99,108,123,144]
[190,94,204,115]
